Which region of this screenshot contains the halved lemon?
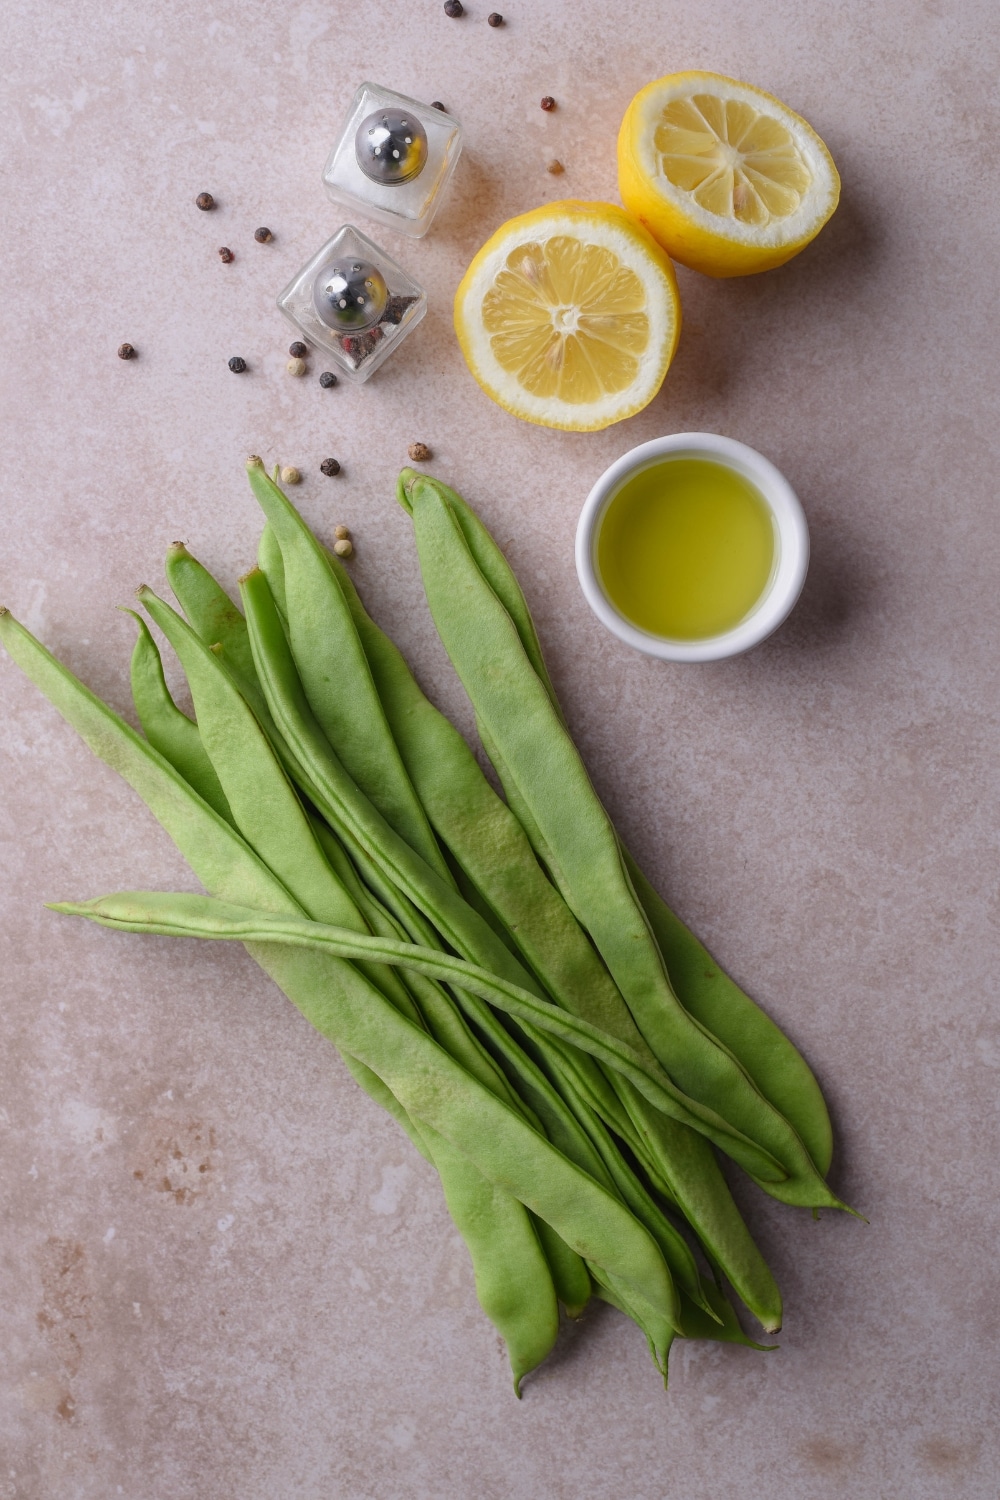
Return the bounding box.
[618,72,840,277]
[453,201,681,432]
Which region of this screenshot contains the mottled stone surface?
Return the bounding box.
[1,1,999,1496]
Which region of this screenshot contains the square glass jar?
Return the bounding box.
[322,82,462,239]
[276,224,427,385]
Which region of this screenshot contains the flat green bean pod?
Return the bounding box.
[625,853,833,1176]
[414,1122,561,1394]
[290,528,780,1316]
[124,610,234,825]
[395,467,834,1180]
[245,468,450,883]
[0,608,683,1368]
[132,602,570,1371]
[236,566,787,1185]
[398,473,844,1214]
[49,888,782,1188]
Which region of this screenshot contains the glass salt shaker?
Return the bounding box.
[322,82,463,239]
[276,224,426,385]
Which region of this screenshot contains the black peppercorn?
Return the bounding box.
[320,458,342,477]
[443,0,463,15]
[254,227,273,243]
[196,192,215,211]
[117,343,136,360]
[319,371,338,388]
[218,246,234,263]
[541,96,556,111]
[288,341,308,358]
[431,101,447,112]
[228,356,247,373]
[488,11,503,24]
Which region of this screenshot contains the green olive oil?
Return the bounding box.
[596,457,777,640]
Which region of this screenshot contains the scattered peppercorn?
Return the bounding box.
[117,343,136,360]
[218,246,234,262]
[288,341,308,358]
[431,101,447,112]
[228,356,247,373]
[280,466,302,485]
[254,227,273,243]
[246,455,264,469]
[408,442,432,463]
[540,96,556,111]
[333,538,354,558]
[287,357,306,377]
[196,192,215,211]
[320,458,342,477]
[319,371,338,389]
[488,11,504,24]
[547,159,565,175]
[443,0,463,14]
[334,525,350,541]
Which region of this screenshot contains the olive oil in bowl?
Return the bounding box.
[595,457,777,641]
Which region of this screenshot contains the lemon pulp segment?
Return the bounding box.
[482,236,650,404]
[654,95,812,227]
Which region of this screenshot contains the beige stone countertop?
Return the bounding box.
[2,1,999,1496]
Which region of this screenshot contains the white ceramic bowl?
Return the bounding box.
[575,432,809,663]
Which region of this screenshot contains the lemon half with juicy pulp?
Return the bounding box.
[454,201,681,431]
[618,72,840,277]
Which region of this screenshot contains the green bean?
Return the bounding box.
[394,469,834,1182]
[676,1279,778,1350]
[123,610,234,825]
[316,546,649,1054]
[530,1215,592,1318]
[340,1059,560,1393]
[394,470,564,722]
[238,565,785,1185]
[242,533,788,1325]
[585,1263,674,1380]
[58,886,772,1181]
[53,885,786,1329]
[50,585,588,1355]
[1,608,680,1371]
[398,473,844,1214]
[315,804,601,1234]
[533,1044,709,1311]
[177,536,646,1206]
[257,524,287,617]
[235,565,658,1257]
[159,518,791,1321]
[139,582,514,1083]
[315,551,784,1317]
[413,1121,561,1395]
[245,469,449,883]
[314,807,606,1340]
[624,852,833,1176]
[312,815,544,1127]
[164,543,261,693]
[141,580,588,1353]
[137,586,365,932]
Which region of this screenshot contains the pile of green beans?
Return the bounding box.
[0,463,855,1394]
